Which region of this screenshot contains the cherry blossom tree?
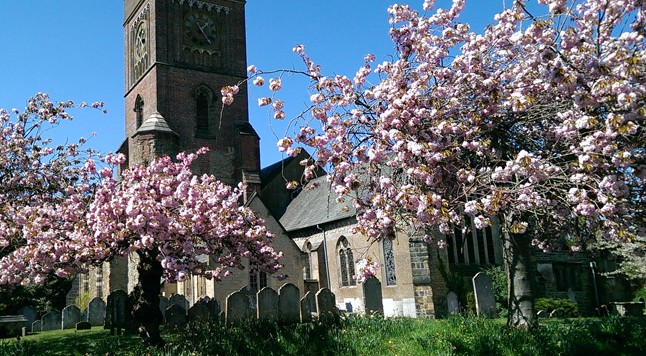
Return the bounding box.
[86,149,283,346]
[238,0,644,329]
[0,93,102,285]
[0,94,283,345]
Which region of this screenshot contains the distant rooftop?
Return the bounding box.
[279,175,356,232]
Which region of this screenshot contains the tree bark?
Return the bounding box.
[131,250,165,347]
[502,213,536,330]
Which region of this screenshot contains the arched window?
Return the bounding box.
[193,85,214,137]
[249,263,268,292]
[304,241,312,280]
[383,237,397,286]
[446,216,501,266]
[338,237,356,287]
[134,95,144,129]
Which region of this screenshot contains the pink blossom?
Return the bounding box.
[257,97,272,107]
[269,78,282,91]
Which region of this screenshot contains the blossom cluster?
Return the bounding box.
[0,96,283,285]
[355,258,379,283]
[242,0,644,269]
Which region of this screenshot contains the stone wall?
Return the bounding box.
[408,236,448,318]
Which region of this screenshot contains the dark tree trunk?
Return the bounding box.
[502,213,536,330]
[131,250,165,347]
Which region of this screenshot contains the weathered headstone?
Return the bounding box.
[363,277,384,315]
[446,291,459,315]
[169,294,189,312]
[159,296,169,321]
[278,283,301,323]
[207,298,221,321]
[88,297,106,326]
[62,305,81,329]
[567,288,577,304]
[472,272,497,318]
[41,311,62,331]
[105,289,128,335]
[31,320,42,332]
[257,287,279,321]
[76,321,92,330]
[301,293,313,322]
[0,316,27,337]
[188,300,210,323]
[18,306,37,332]
[238,286,257,311]
[316,288,337,320]
[165,304,187,330]
[226,290,254,323]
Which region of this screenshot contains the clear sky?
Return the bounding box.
[0,1,522,168]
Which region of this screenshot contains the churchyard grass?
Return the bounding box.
[1,316,644,355]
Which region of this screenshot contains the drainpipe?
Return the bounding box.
[317,224,330,289]
[590,261,600,315]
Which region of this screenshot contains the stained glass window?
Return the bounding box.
[383,237,397,286]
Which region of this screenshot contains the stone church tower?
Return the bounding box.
[69,0,265,305]
[122,0,260,185]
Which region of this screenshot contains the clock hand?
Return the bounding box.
[197,22,212,44]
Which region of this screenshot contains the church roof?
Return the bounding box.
[279,175,356,232]
[260,155,298,187]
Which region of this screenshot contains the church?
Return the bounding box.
[68,0,626,318]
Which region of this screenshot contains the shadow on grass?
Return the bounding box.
[1,316,645,355]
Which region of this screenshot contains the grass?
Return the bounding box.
[1,316,645,355]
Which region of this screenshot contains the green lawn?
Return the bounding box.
[1,316,645,355]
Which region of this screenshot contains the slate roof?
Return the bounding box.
[279,175,356,232]
[260,155,297,187]
[135,112,178,136]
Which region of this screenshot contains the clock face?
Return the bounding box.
[184,12,216,47]
[134,21,147,61]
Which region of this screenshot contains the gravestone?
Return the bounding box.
[165,304,187,330]
[207,298,221,321]
[159,296,169,321]
[238,286,257,311]
[18,306,37,332]
[257,287,279,321]
[472,272,497,318]
[62,305,81,329]
[316,288,337,321]
[41,311,62,331]
[363,277,384,315]
[226,290,253,323]
[0,316,27,337]
[31,320,42,332]
[446,291,459,315]
[278,283,301,323]
[88,297,106,326]
[76,321,92,330]
[188,300,210,323]
[300,294,313,322]
[169,294,189,312]
[105,289,128,335]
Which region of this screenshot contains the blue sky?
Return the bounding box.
[0,1,522,168]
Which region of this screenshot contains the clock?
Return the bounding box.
[184,12,216,48]
[134,20,148,61]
